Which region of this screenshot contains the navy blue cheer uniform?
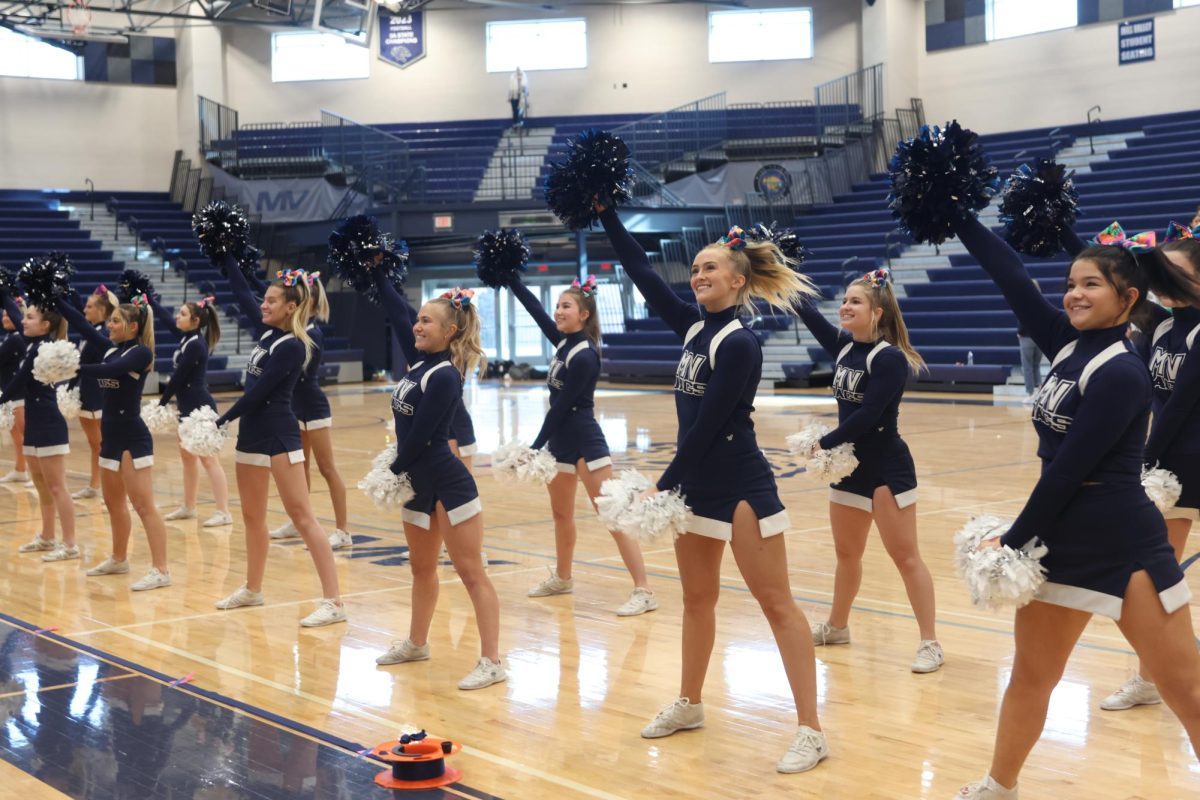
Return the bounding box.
[62,301,155,470]
[216,259,305,466]
[0,329,26,408]
[957,216,1188,618]
[292,321,332,430]
[0,294,68,456]
[374,272,478,456]
[75,315,108,420]
[601,207,788,541]
[1142,304,1200,518]
[149,297,217,417]
[798,301,918,511]
[511,280,611,473]
[375,267,480,527]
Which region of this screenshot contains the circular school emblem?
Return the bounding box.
[753,165,792,202]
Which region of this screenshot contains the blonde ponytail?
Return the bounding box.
[114,302,155,369]
[271,271,316,368]
[702,239,819,317]
[429,295,486,379]
[849,273,926,375]
[309,275,331,323]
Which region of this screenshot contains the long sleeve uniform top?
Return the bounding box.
[60,300,153,420]
[0,294,51,413]
[388,349,462,475]
[149,296,214,412]
[956,216,1151,549]
[510,280,601,451]
[0,331,26,400]
[601,207,765,492]
[292,321,326,409]
[797,300,909,451]
[1144,304,1200,463]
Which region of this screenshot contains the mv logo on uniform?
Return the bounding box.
[832,366,865,403]
[675,352,707,396]
[392,378,418,416]
[1149,346,1184,392]
[1032,376,1076,433]
[547,357,565,390]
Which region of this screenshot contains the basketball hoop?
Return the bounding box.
[63,0,93,35]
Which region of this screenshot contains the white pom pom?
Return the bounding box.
[597,469,689,541]
[491,440,557,485]
[141,402,179,434]
[178,406,227,457]
[596,469,652,531]
[357,464,415,510]
[32,340,80,385]
[786,423,858,483]
[1141,466,1182,513]
[56,385,80,420]
[0,402,14,433]
[371,442,398,471]
[952,514,1047,610]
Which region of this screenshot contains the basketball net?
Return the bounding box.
[64,0,93,35]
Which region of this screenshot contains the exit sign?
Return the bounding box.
[433,213,454,231]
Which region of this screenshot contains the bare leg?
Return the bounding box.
[10,407,25,472]
[440,506,500,661]
[270,454,340,600]
[403,519,442,645]
[235,462,271,592]
[1135,517,1193,683]
[300,430,313,488]
[25,455,55,542]
[307,427,348,531]
[79,417,101,490]
[546,471,578,580]
[578,462,649,589]
[872,487,937,640]
[37,454,75,547]
[674,533,725,702]
[178,443,200,509]
[101,466,131,559]
[199,453,230,514]
[121,456,168,572]
[826,501,873,628]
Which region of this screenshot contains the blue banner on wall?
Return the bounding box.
[379,11,426,69]
[1118,17,1155,65]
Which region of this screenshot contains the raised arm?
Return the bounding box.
[818,348,907,449]
[1000,360,1147,549]
[796,298,846,358]
[373,268,418,365]
[57,298,111,349]
[0,293,22,332]
[390,368,460,473]
[531,347,598,450]
[953,216,1074,359]
[216,339,302,426]
[222,254,264,331]
[78,345,152,378]
[147,294,183,339]
[657,333,757,491]
[1060,228,1088,258]
[511,279,562,344]
[599,207,699,338]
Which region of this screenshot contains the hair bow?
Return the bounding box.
[862,268,892,289]
[1163,221,1198,243]
[276,268,311,287]
[442,287,474,308]
[196,295,216,309]
[93,284,109,296]
[570,275,598,296]
[1090,221,1157,252]
[719,226,747,251]
[128,293,149,309]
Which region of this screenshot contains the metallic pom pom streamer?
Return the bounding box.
[141,402,179,434]
[56,386,81,420]
[786,424,859,483]
[327,215,409,305]
[179,406,227,457]
[744,222,808,267]
[474,229,531,289]
[192,202,250,263]
[544,129,633,231]
[18,252,75,309]
[491,440,556,485]
[117,269,156,304]
[998,159,1079,257]
[1142,466,1182,513]
[952,515,1048,610]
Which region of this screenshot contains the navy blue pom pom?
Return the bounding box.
[0,266,17,298]
[192,201,250,263]
[18,252,75,309]
[473,229,530,289]
[117,269,156,303]
[998,159,1078,257]
[327,215,408,305]
[887,121,999,246]
[745,222,808,267]
[544,129,633,231]
[236,245,266,282]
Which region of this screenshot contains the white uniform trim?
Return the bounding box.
[79,409,101,420]
[23,444,69,457]
[828,485,918,512]
[298,417,333,431]
[1037,577,1191,619]
[234,449,305,467]
[682,507,789,542]
[402,497,483,530]
[835,340,891,373]
[268,333,296,354]
[420,360,453,391]
[554,455,613,474]
[1079,341,1129,394]
[563,340,591,367]
[454,442,478,456]
[682,318,746,370]
[1151,317,1175,347]
[99,454,154,472]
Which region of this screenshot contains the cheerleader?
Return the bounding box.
[797,269,941,672]
[58,295,171,589]
[212,262,345,626]
[950,215,1200,799]
[599,206,828,774]
[509,274,656,614]
[71,286,118,499]
[0,305,28,482]
[267,276,354,550]
[148,294,232,527]
[449,402,477,469]
[0,292,77,560]
[369,268,504,690]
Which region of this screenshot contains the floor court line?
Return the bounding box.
[0,672,139,699]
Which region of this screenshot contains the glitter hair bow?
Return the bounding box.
[276,268,319,287]
[93,284,110,296]
[1163,221,1199,243]
[195,295,216,309]
[861,268,892,288]
[1090,221,1157,252]
[127,293,149,310]
[441,287,474,308]
[570,275,598,296]
[719,226,747,251]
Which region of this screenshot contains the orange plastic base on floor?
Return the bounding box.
[371,735,463,790]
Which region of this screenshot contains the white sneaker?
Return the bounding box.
[202,510,233,527]
[72,486,98,499]
[776,725,829,773]
[269,520,299,540]
[42,545,81,562]
[912,640,945,674]
[23,480,33,489]
[86,557,129,576]
[0,470,28,483]
[527,567,573,597]
[376,639,431,665]
[457,657,506,690]
[956,775,1018,798]
[164,506,196,521]
[215,586,265,610]
[1100,674,1162,711]
[641,697,704,738]
[616,587,658,617]
[300,599,346,627]
[18,537,55,553]
[131,568,172,592]
[811,621,850,646]
[328,529,354,550]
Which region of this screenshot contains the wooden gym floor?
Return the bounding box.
[0,380,1197,799]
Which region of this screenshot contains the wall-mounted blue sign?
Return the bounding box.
[379,10,425,69]
[1118,17,1154,66]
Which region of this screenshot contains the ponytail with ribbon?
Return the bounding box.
[441,287,475,309]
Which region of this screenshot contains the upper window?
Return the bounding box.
[0,28,81,80]
[985,0,1077,41]
[485,19,587,73]
[708,8,814,63]
[1176,0,1200,7]
[271,31,370,83]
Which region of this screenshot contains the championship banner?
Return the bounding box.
[379,10,426,69]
